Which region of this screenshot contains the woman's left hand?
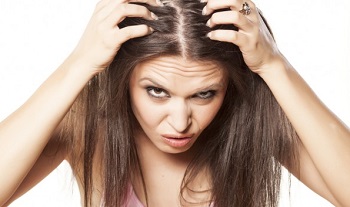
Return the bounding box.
[204,0,282,75]
[204,2,350,206]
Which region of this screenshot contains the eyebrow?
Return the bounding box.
[139,77,167,89]
[138,77,225,93]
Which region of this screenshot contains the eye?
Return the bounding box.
[146,86,169,98]
[194,90,216,99]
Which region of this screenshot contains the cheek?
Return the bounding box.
[130,90,164,129]
[194,98,225,130]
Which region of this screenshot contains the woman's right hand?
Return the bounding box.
[71,0,161,75]
[0,2,162,205]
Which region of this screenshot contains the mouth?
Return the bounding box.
[161,134,194,148]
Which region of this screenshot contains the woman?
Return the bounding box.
[1,0,349,206]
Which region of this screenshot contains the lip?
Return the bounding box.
[161,134,194,148]
[161,134,194,139]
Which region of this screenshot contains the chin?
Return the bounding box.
[157,142,196,155]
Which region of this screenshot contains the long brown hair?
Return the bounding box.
[62,0,300,206]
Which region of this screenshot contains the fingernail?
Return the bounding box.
[206,19,211,27]
[149,27,154,33]
[207,32,212,38]
[151,12,158,20]
[202,6,207,15]
[156,0,164,6]
[200,0,208,2]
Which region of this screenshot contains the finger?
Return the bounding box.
[207,10,252,32]
[93,0,114,17]
[203,0,242,15]
[116,24,153,45]
[94,0,122,23]
[130,0,164,7]
[106,3,158,27]
[207,29,248,48]
[96,0,158,22]
[204,0,257,18]
[238,1,259,21]
[95,0,110,11]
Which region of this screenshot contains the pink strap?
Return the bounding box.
[124,185,145,207]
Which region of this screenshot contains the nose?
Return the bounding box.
[168,99,192,133]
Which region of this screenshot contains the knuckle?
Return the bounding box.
[232,11,240,21]
[133,5,143,14]
[123,27,133,39]
[95,12,105,21]
[118,3,128,14]
[135,5,149,17]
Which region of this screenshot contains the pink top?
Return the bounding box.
[124,185,214,207]
[124,185,145,207]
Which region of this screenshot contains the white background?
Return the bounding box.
[1,0,349,206]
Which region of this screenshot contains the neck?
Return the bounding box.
[131,130,209,206]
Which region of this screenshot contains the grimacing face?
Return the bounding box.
[129,56,228,154]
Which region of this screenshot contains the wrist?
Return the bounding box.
[63,51,99,81]
[257,55,294,83]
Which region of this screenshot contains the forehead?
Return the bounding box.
[132,56,225,79]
